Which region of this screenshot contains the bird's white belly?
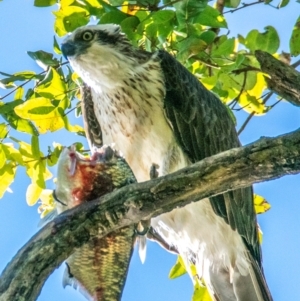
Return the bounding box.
[151,200,248,279]
[86,59,248,282]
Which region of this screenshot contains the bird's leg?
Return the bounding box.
[135,163,160,262]
[149,163,159,179]
[147,228,179,255]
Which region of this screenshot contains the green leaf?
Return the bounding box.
[27,50,59,70]
[100,10,128,24]
[151,10,175,24]
[53,36,62,54]
[0,163,15,199]
[34,0,56,6]
[107,0,124,5]
[47,144,63,167]
[175,0,207,25]
[53,6,89,36]
[290,16,300,56]
[199,30,216,45]
[31,136,41,158]
[212,37,235,56]
[224,0,240,8]
[195,5,227,28]
[278,0,289,8]
[0,71,39,89]
[121,17,141,42]
[169,256,187,279]
[2,111,38,135]
[245,26,280,54]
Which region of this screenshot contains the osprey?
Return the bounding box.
[62,24,272,301]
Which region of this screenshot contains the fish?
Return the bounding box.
[54,145,137,301]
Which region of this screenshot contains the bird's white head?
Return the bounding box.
[61,24,125,59]
[61,24,149,90]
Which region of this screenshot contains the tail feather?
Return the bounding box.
[208,257,273,301]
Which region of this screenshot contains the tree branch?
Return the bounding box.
[255,50,300,106]
[2,128,300,301]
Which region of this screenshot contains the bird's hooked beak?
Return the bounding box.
[61,41,77,60]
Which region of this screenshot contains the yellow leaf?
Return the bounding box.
[0,163,15,198]
[18,140,35,159]
[2,143,24,165]
[201,76,218,91]
[14,87,24,100]
[0,144,6,169]
[63,116,85,134]
[53,6,89,37]
[258,224,263,244]
[35,68,67,100]
[38,189,55,217]
[40,189,54,205]
[26,183,43,206]
[238,93,266,115]
[26,160,52,189]
[14,97,65,133]
[238,72,267,115]
[0,123,8,139]
[193,282,213,301]
[248,73,267,99]
[254,194,271,214]
[169,255,187,279]
[71,72,80,83]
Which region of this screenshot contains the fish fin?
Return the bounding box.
[138,235,147,264]
[62,263,93,301]
[136,221,150,263]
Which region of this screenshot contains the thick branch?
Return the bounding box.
[255,50,300,106]
[2,128,300,300]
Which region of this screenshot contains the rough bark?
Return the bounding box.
[1,128,300,301]
[255,50,300,106]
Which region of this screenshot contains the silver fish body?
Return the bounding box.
[55,145,136,301]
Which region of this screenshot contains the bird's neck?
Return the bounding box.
[83,56,188,181]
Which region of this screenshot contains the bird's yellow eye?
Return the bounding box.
[82,31,94,41]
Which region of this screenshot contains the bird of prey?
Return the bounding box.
[54,145,137,301]
[61,24,273,301]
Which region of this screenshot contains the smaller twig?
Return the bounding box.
[231,72,247,110]
[232,66,261,75]
[223,0,265,14]
[291,59,300,69]
[237,91,273,135]
[269,98,282,109]
[0,62,69,101]
[237,111,255,136]
[216,0,225,14]
[63,100,81,117]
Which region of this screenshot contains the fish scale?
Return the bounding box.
[55,145,137,301]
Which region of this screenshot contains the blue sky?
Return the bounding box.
[0,1,300,300]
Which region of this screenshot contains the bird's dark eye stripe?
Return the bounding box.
[96,30,118,44]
